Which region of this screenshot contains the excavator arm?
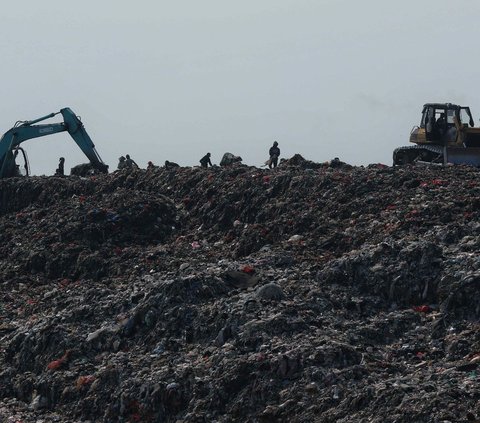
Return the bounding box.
[0,108,108,178]
[59,108,107,172]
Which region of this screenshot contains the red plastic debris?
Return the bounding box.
[431,179,447,186]
[242,265,255,274]
[263,176,270,183]
[76,375,96,389]
[59,278,71,288]
[47,350,72,371]
[256,352,266,361]
[405,209,420,220]
[421,179,448,188]
[47,359,63,370]
[413,305,431,313]
[127,400,142,422]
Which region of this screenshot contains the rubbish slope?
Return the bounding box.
[0,156,479,422]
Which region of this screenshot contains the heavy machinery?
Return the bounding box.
[0,107,108,178]
[394,103,480,166]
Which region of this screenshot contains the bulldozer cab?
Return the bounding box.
[423,105,454,143]
[422,103,475,144]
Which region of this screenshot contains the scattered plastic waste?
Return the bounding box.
[0,157,479,421]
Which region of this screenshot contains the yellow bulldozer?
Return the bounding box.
[394,103,480,166]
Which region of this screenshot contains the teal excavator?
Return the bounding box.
[0,107,108,178]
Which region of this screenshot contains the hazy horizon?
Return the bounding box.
[1,0,479,174]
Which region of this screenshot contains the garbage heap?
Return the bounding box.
[0,156,479,423]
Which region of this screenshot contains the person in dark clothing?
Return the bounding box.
[435,113,447,136]
[268,141,280,168]
[55,157,65,176]
[125,154,138,169]
[117,156,127,170]
[200,153,213,168]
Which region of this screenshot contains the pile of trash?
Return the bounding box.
[0,158,479,422]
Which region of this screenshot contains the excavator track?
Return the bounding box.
[393,145,444,165]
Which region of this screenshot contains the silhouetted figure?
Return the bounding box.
[434,112,447,137]
[200,153,213,168]
[268,141,280,168]
[147,161,155,170]
[117,156,127,170]
[125,154,138,169]
[55,157,65,176]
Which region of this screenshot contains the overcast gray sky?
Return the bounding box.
[1,0,480,174]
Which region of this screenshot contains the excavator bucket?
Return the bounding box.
[445,147,480,167]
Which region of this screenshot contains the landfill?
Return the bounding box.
[0,156,479,422]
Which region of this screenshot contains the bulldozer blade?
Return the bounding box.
[445,147,480,167]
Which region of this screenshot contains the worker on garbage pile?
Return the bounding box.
[268,141,280,168]
[117,156,127,170]
[200,152,213,168]
[125,154,139,169]
[147,161,156,170]
[55,157,65,176]
[165,160,180,169]
[330,157,341,168]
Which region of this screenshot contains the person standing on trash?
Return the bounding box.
[117,156,127,170]
[55,157,65,176]
[200,152,213,168]
[268,141,280,168]
[125,154,139,169]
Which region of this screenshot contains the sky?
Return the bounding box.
[1,0,480,175]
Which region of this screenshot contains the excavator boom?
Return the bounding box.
[59,108,107,172]
[0,108,108,178]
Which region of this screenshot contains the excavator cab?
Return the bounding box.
[0,148,27,177]
[13,147,30,176]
